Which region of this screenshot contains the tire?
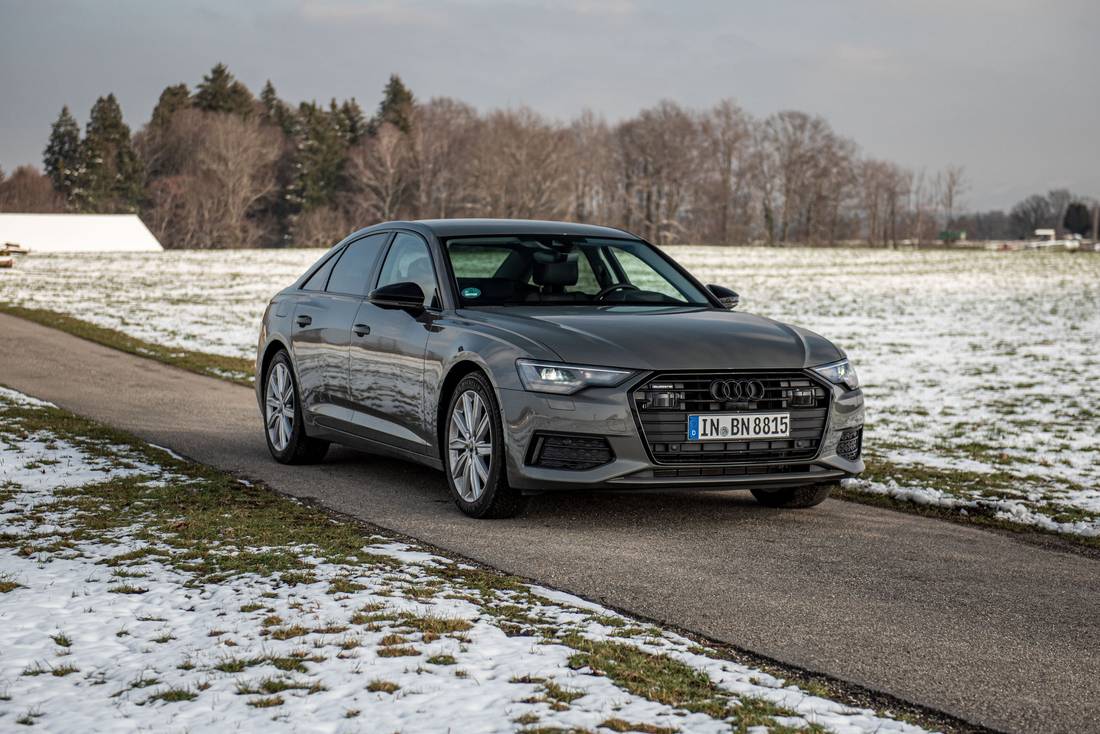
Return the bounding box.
[443,372,525,519]
[263,350,329,465]
[751,483,834,509]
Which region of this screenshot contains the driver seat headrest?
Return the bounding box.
[532,251,579,288]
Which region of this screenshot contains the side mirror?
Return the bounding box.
[369,281,425,313]
[707,284,739,310]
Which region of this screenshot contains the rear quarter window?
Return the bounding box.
[301,250,340,291]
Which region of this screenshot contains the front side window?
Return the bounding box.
[326,233,389,295]
[377,232,440,308]
[443,236,710,307]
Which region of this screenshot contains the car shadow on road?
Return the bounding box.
[319,446,812,532]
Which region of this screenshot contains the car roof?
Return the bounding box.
[354,218,638,240]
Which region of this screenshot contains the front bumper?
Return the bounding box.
[498,376,864,492]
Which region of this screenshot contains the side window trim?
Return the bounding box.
[373,229,443,311]
[326,231,394,297]
[300,245,345,292]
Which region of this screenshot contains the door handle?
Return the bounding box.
[296,314,312,327]
[353,323,371,337]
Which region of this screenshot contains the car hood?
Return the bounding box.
[457,306,843,371]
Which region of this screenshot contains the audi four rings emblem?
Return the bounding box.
[709,379,766,401]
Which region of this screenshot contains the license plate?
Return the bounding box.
[688,413,790,441]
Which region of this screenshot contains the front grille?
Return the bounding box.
[837,427,863,461]
[631,371,830,465]
[528,433,614,470]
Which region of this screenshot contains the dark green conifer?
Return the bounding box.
[43,106,81,201]
[73,94,143,212]
[193,63,254,117]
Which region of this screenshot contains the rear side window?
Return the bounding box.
[301,251,339,291]
[326,233,389,295]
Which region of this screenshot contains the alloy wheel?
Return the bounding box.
[448,389,493,502]
[265,362,295,452]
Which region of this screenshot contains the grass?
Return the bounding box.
[600,720,678,734]
[146,686,198,704]
[563,635,813,731]
[22,662,79,677]
[0,398,399,584]
[235,676,325,696]
[0,392,954,734]
[0,303,254,385]
[376,645,420,658]
[840,458,1100,552]
[214,654,316,675]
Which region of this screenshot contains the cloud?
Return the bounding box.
[297,0,443,25]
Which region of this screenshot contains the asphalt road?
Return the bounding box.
[2,313,1098,733]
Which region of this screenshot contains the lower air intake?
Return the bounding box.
[837,427,863,461]
[528,433,614,471]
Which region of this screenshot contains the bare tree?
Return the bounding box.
[469,107,572,221]
[695,100,753,244]
[407,97,481,219]
[1009,195,1053,238]
[347,122,412,223]
[937,165,967,236]
[0,165,65,213]
[145,109,280,248]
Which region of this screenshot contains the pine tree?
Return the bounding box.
[43,106,81,201]
[287,101,349,212]
[193,63,254,117]
[375,74,414,134]
[338,99,367,145]
[260,80,296,135]
[73,94,144,212]
[150,83,190,129]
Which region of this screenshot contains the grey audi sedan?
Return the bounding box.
[256,219,864,518]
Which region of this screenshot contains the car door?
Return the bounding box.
[291,232,390,429]
[347,231,441,453]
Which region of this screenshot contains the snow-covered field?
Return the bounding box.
[0,387,928,733]
[1,248,1097,535]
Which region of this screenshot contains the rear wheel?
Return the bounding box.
[263,350,329,464]
[751,483,834,508]
[444,373,525,519]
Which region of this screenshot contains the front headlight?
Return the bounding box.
[812,359,860,390]
[516,360,634,395]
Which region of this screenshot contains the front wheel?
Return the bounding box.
[751,483,834,508]
[263,351,329,464]
[444,373,525,519]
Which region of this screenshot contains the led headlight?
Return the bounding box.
[812,359,860,391]
[516,360,634,395]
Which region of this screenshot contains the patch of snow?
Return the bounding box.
[0,387,932,733]
[0,386,55,408]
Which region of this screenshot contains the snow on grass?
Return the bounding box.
[2,247,1097,534]
[0,388,930,733]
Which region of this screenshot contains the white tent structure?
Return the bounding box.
[0,213,163,253]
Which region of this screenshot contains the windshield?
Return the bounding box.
[443,235,711,307]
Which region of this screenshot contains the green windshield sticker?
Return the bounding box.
[461,287,482,299]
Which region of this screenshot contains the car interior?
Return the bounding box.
[448,239,691,306]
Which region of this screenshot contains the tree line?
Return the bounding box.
[1,63,1095,248]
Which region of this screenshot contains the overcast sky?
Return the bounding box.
[1,0,1095,210]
